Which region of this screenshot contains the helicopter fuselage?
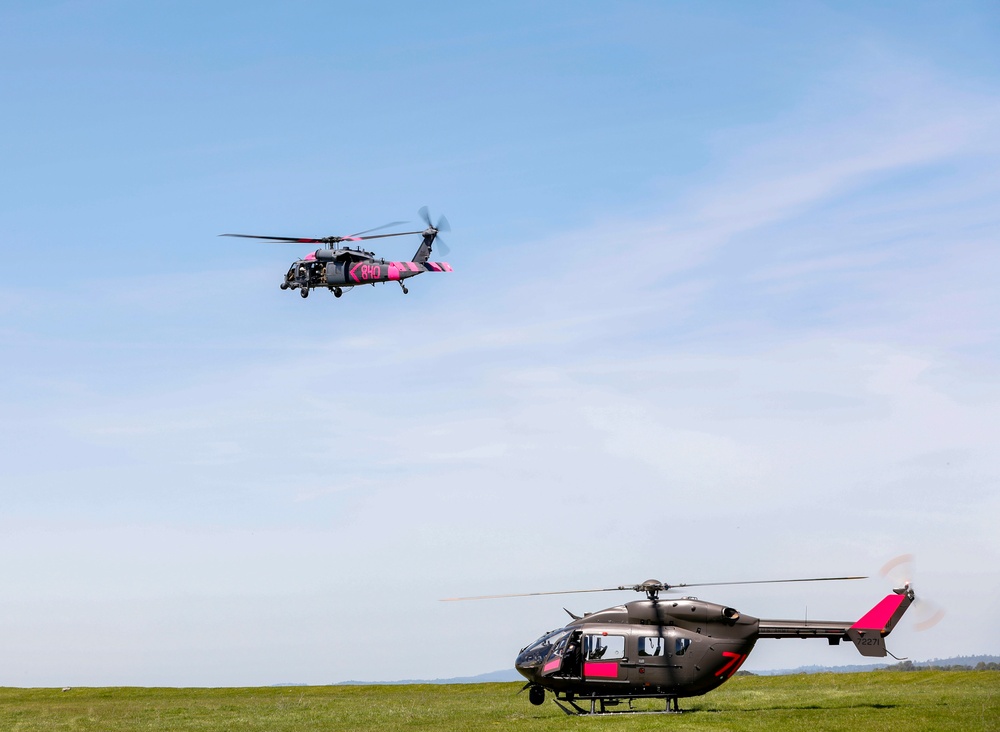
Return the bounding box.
[281,250,451,297]
[516,598,757,701]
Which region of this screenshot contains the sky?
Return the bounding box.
[1,1,998,686]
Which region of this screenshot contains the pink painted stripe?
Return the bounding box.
[583,661,618,678]
[425,262,441,271]
[440,262,453,271]
[851,593,905,631]
[543,659,561,674]
[388,265,400,281]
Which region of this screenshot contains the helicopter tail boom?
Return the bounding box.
[756,586,914,658]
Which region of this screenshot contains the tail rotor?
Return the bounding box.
[418,206,451,257]
[879,554,945,631]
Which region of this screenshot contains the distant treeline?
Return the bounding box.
[744,654,1000,677]
[881,660,1000,672]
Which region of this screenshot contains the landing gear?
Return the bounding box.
[398,281,409,295]
[333,287,343,298]
[280,282,289,290]
[300,288,309,298]
[528,686,545,706]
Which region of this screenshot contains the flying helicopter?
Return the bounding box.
[221,207,452,298]
[444,574,916,715]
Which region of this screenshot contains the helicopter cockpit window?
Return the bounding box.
[638,636,666,657]
[516,629,571,668]
[675,638,691,656]
[584,634,625,661]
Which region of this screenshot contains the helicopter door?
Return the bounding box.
[539,630,573,678]
[582,632,629,683]
[624,632,684,686]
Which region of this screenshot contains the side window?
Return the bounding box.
[675,638,691,656]
[584,634,625,661]
[638,636,665,657]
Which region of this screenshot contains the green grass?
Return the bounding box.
[1,671,996,731]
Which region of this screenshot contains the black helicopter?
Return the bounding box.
[445,575,915,715]
[222,207,452,298]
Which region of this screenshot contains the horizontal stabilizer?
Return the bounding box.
[389,261,453,273]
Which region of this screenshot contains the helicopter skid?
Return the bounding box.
[554,693,682,715]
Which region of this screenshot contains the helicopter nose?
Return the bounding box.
[514,659,536,682]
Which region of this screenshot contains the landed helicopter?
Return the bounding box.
[222,207,452,298]
[445,575,915,715]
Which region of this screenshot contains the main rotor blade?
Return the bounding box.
[441,587,627,602]
[347,220,409,238]
[220,230,421,244]
[672,576,867,590]
[220,233,328,243]
[442,575,867,602]
[352,230,423,240]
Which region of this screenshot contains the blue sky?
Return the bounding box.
[1,2,999,685]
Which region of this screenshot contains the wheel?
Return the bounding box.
[402,286,409,294]
[528,686,545,706]
[300,288,309,298]
[334,288,342,298]
[280,282,289,290]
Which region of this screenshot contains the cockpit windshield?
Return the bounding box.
[515,628,570,669]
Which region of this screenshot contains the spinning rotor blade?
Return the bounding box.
[879,554,945,631]
[349,230,423,241]
[879,554,915,586]
[343,220,423,241]
[441,577,868,602]
[441,587,627,602]
[418,206,450,233]
[220,233,329,243]
[441,575,867,602]
[670,575,868,590]
[417,206,452,256]
[347,220,409,237]
[220,227,421,245]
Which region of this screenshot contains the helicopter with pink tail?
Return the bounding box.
[222,206,452,299]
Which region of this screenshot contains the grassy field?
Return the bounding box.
[1,671,997,731]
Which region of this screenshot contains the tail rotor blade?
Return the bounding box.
[879,554,915,586]
[878,554,944,631]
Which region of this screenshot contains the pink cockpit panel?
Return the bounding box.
[583,661,619,678]
[851,593,905,631]
[543,659,561,674]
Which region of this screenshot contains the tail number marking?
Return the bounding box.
[350,264,383,283]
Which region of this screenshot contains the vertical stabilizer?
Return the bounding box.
[847,586,914,657]
[412,230,437,263]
